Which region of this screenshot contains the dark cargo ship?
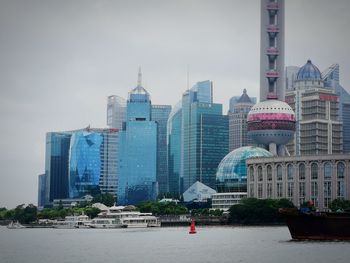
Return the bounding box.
[279,208,350,240]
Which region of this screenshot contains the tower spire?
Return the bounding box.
[137,66,142,87]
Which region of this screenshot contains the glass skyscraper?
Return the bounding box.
[167,81,229,194]
[152,105,172,194]
[68,128,119,198]
[44,128,119,206]
[107,95,126,130]
[167,101,183,194]
[45,132,72,204]
[118,69,158,205]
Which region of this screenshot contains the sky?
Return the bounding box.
[0,0,350,208]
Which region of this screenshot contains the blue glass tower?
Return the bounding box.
[167,101,182,194]
[45,132,72,203]
[68,131,103,197]
[118,68,158,205]
[152,105,172,194]
[167,81,229,194]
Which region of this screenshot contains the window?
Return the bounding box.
[287,164,294,181]
[337,162,345,179]
[299,163,305,180]
[249,166,255,182]
[258,166,263,182]
[277,182,283,198]
[311,163,318,180]
[337,181,345,198]
[324,162,332,179]
[258,184,263,198]
[267,183,272,198]
[267,165,272,181]
[287,182,294,198]
[277,165,282,181]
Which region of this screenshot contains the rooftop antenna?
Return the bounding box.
[137,66,142,87]
[187,64,190,90]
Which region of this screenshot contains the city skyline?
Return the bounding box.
[1,0,350,208]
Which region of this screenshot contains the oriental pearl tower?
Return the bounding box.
[247,0,295,156]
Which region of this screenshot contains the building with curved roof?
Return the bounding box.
[285,60,343,156]
[229,89,255,151]
[216,146,273,193]
[296,60,322,81]
[247,99,296,155]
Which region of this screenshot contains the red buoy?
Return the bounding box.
[189,219,196,234]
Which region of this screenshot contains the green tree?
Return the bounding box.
[229,198,294,225]
[329,199,350,212]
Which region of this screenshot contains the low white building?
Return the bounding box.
[211,192,247,211]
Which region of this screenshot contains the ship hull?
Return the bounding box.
[279,208,350,240]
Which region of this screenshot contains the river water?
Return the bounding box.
[0,226,349,263]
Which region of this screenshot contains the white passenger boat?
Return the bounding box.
[91,205,161,228]
[54,213,91,229]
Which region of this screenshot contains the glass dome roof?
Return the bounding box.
[296,59,322,81]
[216,146,273,192]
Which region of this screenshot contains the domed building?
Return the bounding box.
[216,146,273,192]
[247,99,296,155]
[296,59,322,81]
[285,59,343,156]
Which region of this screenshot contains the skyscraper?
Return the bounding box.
[152,105,172,194]
[167,101,182,194]
[229,89,255,151]
[68,128,119,198]
[181,83,228,191]
[260,0,285,101]
[285,60,343,156]
[322,64,350,153]
[45,132,72,204]
[118,69,158,205]
[44,127,119,206]
[107,95,126,130]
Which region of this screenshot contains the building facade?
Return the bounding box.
[107,95,126,129]
[118,69,158,205]
[285,66,300,91]
[285,60,343,156]
[322,64,350,153]
[45,132,72,204]
[247,154,350,211]
[68,128,119,199]
[167,101,183,195]
[229,89,255,151]
[152,105,172,194]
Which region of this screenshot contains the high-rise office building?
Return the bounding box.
[107,95,126,129]
[167,81,228,194]
[181,84,228,191]
[68,128,119,198]
[229,89,255,151]
[167,101,182,194]
[38,173,46,208]
[152,105,172,194]
[44,128,119,206]
[118,69,158,205]
[45,132,72,204]
[322,64,350,153]
[285,60,343,156]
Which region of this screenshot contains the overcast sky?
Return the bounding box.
[1,0,349,208]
